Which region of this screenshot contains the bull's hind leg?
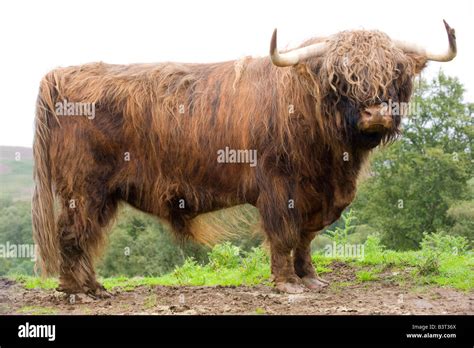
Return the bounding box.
[294,230,329,291]
[56,194,118,299]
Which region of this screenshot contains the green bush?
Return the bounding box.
[416,250,441,276]
[324,209,356,245]
[364,234,385,256]
[241,247,268,275]
[420,232,469,256]
[173,258,205,285]
[208,242,241,269]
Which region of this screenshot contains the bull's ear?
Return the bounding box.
[406,53,428,75]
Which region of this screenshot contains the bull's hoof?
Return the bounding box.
[275,282,306,294]
[87,284,113,299]
[57,283,113,300]
[56,285,82,296]
[301,276,329,291]
[316,276,330,285]
[87,289,112,300]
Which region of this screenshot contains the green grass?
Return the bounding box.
[100,245,272,289]
[330,281,355,289]
[356,270,379,282]
[311,254,334,274]
[13,274,58,290]
[17,305,58,315]
[11,244,272,291]
[350,236,474,290]
[10,236,474,292]
[420,254,473,291]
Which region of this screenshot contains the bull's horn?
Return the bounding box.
[270,29,328,67]
[394,20,457,62]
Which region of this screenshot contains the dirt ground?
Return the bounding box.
[1,263,473,315]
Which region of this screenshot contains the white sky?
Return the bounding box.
[0,0,472,147]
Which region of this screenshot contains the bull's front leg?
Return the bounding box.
[294,230,329,291]
[256,177,305,294]
[268,241,305,293]
[293,212,329,291]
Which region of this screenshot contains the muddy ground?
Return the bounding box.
[1,263,472,315]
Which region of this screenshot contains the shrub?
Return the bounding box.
[420,232,469,256]
[364,234,385,256]
[172,258,205,285]
[324,209,356,245]
[356,270,378,282]
[241,247,268,275]
[208,242,241,270]
[416,250,440,276]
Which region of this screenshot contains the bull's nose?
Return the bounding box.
[361,110,383,125]
[358,105,393,133]
[361,110,374,119]
[364,105,389,118]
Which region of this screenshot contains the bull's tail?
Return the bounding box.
[32,72,60,276]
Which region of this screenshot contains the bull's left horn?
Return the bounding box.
[270,29,328,67]
[395,20,457,62]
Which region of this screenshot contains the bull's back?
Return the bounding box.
[45,60,266,213]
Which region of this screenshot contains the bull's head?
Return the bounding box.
[270,21,457,144]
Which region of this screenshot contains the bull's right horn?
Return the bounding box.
[270,29,328,67]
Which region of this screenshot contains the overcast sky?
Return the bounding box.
[0,0,472,147]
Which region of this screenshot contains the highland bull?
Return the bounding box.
[32,21,457,295]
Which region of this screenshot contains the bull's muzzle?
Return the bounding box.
[357,105,393,133]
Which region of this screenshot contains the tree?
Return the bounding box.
[0,198,35,275]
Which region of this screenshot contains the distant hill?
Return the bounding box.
[0,146,34,201]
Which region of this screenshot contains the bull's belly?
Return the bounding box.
[121,178,256,219]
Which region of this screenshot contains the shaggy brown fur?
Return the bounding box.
[32,29,428,295]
